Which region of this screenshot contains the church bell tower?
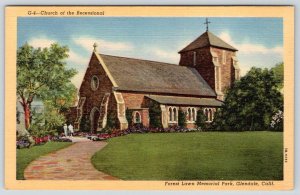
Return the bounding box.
[178,18,240,100]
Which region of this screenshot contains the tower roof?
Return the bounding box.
[179,31,238,53]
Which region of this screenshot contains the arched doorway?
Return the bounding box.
[90,107,100,133]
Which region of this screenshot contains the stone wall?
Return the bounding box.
[179,46,237,100]
[179,47,215,90]
[210,47,236,92]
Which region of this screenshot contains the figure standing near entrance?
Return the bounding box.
[63,124,68,137]
[68,124,74,137]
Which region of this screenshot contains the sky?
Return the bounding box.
[17,17,283,90]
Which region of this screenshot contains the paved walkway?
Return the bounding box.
[24,138,118,180]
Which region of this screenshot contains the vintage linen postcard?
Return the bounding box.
[5,6,294,190]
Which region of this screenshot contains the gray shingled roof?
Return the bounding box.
[145,95,223,107]
[179,31,238,53]
[100,54,216,97]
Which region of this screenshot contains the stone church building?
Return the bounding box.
[73,30,240,131]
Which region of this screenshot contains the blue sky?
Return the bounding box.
[18,17,283,89]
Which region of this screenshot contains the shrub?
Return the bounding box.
[270,110,283,131]
[106,111,118,129]
[196,109,206,131]
[149,101,162,128]
[126,108,133,127]
[178,109,187,128]
[79,115,91,132]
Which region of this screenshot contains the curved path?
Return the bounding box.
[24,138,118,180]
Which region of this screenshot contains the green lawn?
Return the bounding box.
[17,142,73,180]
[92,132,283,180]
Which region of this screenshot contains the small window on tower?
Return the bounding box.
[193,51,197,66]
[222,50,226,64]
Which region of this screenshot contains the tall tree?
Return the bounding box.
[212,67,283,131]
[17,43,77,130]
[271,62,284,89]
[178,109,187,128]
[149,101,162,128]
[195,109,206,131]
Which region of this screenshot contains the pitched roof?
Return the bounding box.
[145,95,223,107]
[179,31,238,53]
[100,54,216,97]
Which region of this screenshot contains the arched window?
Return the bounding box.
[208,109,212,122]
[188,108,192,121]
[91,75,99,91]
[173,108,177,122]
[192,108,196,121]
[204,108,209,121]
[169,107,173,121]
[134,112,141,123]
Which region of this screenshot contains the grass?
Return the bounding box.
[92,131,283,180]
[17,142,73,180]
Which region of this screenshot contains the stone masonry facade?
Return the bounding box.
[179,46,239,100]
[72,30,239,132]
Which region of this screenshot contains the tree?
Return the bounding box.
[149,101,162,128]
[195,109,206,130]
[79,115,91,132]
[17,43,77,130]
[126,108,133,127]
[213,67,283,131]
[178,109,187,128]
[30,102,65,137]
[106,111,118,129]
[271,62,283,89]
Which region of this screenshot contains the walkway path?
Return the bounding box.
[24,138,118,180]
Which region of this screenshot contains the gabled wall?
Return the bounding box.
[79,53,115,114]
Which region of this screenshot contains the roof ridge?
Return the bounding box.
[179,30,237,53]
[99,53,183,67]
[207,31,237,50]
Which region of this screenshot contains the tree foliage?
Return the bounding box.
[79,115,91,132]
[178,109,187,128]
[149,101,162,128]
[106,111,118,129]
[17,43,77,130]
[271,62,283,89]
[195,109,206,130]
[126,108,133,127]
[212,67,283,131]
[29,102,65,137]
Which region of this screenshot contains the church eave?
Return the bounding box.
[178,44,238,54]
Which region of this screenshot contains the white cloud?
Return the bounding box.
[147,47,180,64]
[67,50,89,66]
[28,37,56,48]
[71,70,86,90]
[219,32,283,54]
[218,32,283,76]
[73,36,133,53]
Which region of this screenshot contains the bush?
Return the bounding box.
[212,67,283,131]
[270,110,283,131]
[149,101,162,128]
[195,109,206,131]
[79,115,91,132]
[105,111,118,130]
[178,109,187,128]
[126,108,133,127]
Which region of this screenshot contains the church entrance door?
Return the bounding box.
[90,107,100,133]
